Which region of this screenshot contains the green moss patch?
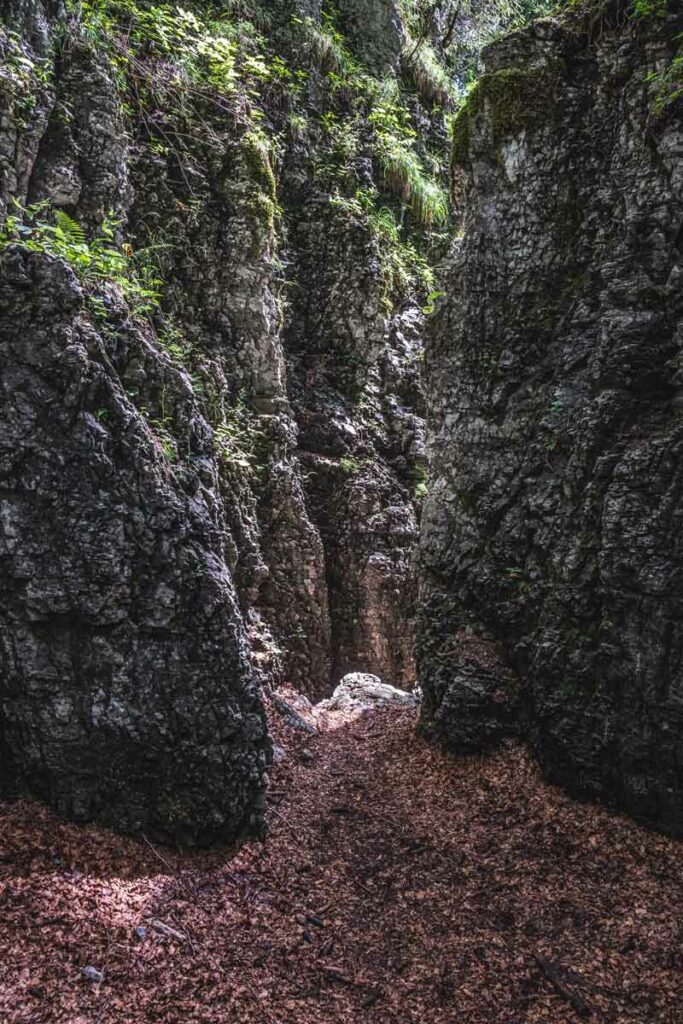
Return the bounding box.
[452,63,561,168]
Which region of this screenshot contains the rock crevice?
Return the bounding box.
[0,0,439,840]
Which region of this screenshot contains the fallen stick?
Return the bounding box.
[319,963,377,990]
[142,835,176,874]
[320,965,355,985]
[534,954,594,1018]
[149,918,188,942]
[269,806,309,842]
[271,695,317,734]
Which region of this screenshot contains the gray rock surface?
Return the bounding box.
[0,247,269,844]
[0,0,437,838]
[286,205,424,690]
[338,0,406,73]
[316,672,419,713]
[418,6,683,833]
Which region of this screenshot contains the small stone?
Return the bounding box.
[82,966,104,983]
[272,744,286,764]
[135,925,147,939]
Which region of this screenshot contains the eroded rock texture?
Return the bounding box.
[285,204,424,690]
[0,250,269,843]
[0,0,436,838]
[337,0,406,73]
[419,6,683,833]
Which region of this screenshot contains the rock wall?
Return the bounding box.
[419,3,683,833]
[337,0,406,72]
[284,199,424,690]
[0,248,269,844]
[0,0,447,838]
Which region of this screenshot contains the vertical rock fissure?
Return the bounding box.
[0,0,453,839]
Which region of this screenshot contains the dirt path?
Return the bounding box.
[1,696,682,1023]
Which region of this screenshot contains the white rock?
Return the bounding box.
[317,672,419,713]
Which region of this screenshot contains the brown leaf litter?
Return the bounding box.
[1,692,682,1023]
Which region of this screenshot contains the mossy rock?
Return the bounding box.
[450,100,473,170]
[452,63,562,169]
[241,131,277,201]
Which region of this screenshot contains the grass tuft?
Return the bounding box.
[375,136,448,227]
[402,39,455,108]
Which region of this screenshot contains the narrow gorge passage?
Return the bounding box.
[2,692,682,1024]
[1,1,683,1021]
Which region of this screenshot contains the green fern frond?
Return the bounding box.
[53,209,86,243]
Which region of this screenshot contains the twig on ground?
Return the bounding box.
[534,954,595,1018]
[142,834,176,874]
[149,918,188,942]
[270,806,310,843]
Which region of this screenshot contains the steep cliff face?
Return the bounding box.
[419,2,683,833]
[0,0,452,838]
[0,248,269,844]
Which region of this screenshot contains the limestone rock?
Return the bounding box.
[317,672,419,713]
[0,0,437,840]
[337,0,406,73]
[0,248,270,844]
[418,6,683,834]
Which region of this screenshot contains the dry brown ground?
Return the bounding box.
[1,696,682,1023]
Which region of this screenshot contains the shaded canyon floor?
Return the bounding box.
[1,694,683,1023]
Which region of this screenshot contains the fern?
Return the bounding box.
[213,394,264,475]
[0,201,161,314]
[374,134,449,227]
[53,209,86,243]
